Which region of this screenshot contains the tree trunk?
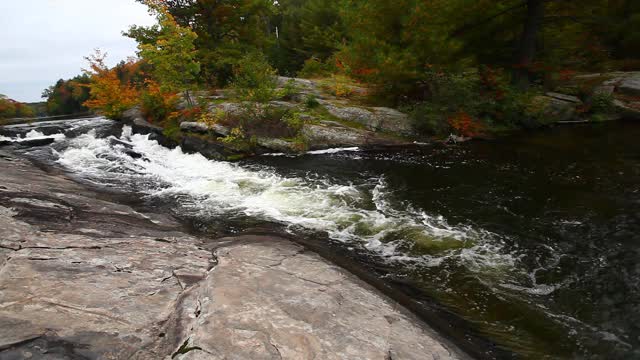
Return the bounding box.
[512,0,544,89]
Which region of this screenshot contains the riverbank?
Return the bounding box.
[116,72,640,161]
[0,148,467,359]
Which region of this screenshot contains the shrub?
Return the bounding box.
[305,94,320,109]
[318,75,356,98]
[0,96,17,119]
[448,111,485,137]
[278,79,299,100]
[231,52,278,103]
[199,108,226,127]
[281,111,305,132]
[220,126,246,144]
[409,103,450,136]
[83,52,141,119]
[589,92,615,114]
[140,80,179,123]
[298,57,332,78]
[409,68,533,136]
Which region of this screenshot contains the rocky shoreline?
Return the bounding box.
[0,149,467,359]
[116,72,640,162]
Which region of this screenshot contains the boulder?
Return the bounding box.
[617,73,640,96]
[371,106,414,135]
[180,121,209,133]
[180,122,231,137]
[208,102,246,117]
[15,137,56,147]
[593,85,616,96]
[302,124,369,149]
[545,92,582,104]
[613,99,640,120]
[530,95,578,123]
[109,137,134,149]
[255,137,298,153]
[121,107,163,135]
[276,76,317,90]
[322,102,414,136]
[301,123,408,150]
[180,135,227,160]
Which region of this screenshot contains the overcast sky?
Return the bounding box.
[0,0,155,102]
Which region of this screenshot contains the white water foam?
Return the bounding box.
[1,129,66,143]
[263,146,361,157]
[56,127,516,269]
[306,147,360,155]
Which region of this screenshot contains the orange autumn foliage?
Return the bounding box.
[140,79,180,122]
[82,50,140,119]
[448,111,485,138]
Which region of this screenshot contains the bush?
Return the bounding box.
[298,57,333,78]
[589,92,615,114]
[318,75,357,98]
[231,52,278,103]
[305,94,320,109]
[409,68,533,136]
[281,111,305,132]
[140,80,179,123]
[278,79,299,100]
[409,103,450,136]
[83,52,141,119]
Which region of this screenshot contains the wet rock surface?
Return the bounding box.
[0,150,464,359]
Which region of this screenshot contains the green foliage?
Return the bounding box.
[220,126,246,144]
[112,0,639,136]
[298,57,333,78]
[270,0,344,75]
[0,95,36,119]
[408,69,534,135]
[134,0,276,87]
[231,52,278,103]
[304,94,319,109]
[278,79,299,100]
[589,92,615,114]
[317,75,358,99]
[136,2,200,95]
[281,111,305,131]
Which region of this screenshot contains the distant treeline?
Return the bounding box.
[0,94,41,119]
[41,75,91,116]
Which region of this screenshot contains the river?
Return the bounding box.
[2,118,639,359]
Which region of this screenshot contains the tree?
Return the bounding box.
[42,75,91,115]
[82,50,141,119]
[271,0,345,74]
[0,95,35,119]
[130,0,275,87]
[0,95,17,119]
[512,0,544,88]
[136,0,200,104]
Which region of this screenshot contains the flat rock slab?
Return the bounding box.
[0,150,464,360]
[173,236,461,360]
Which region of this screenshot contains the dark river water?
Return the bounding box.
[2,119,639,359]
